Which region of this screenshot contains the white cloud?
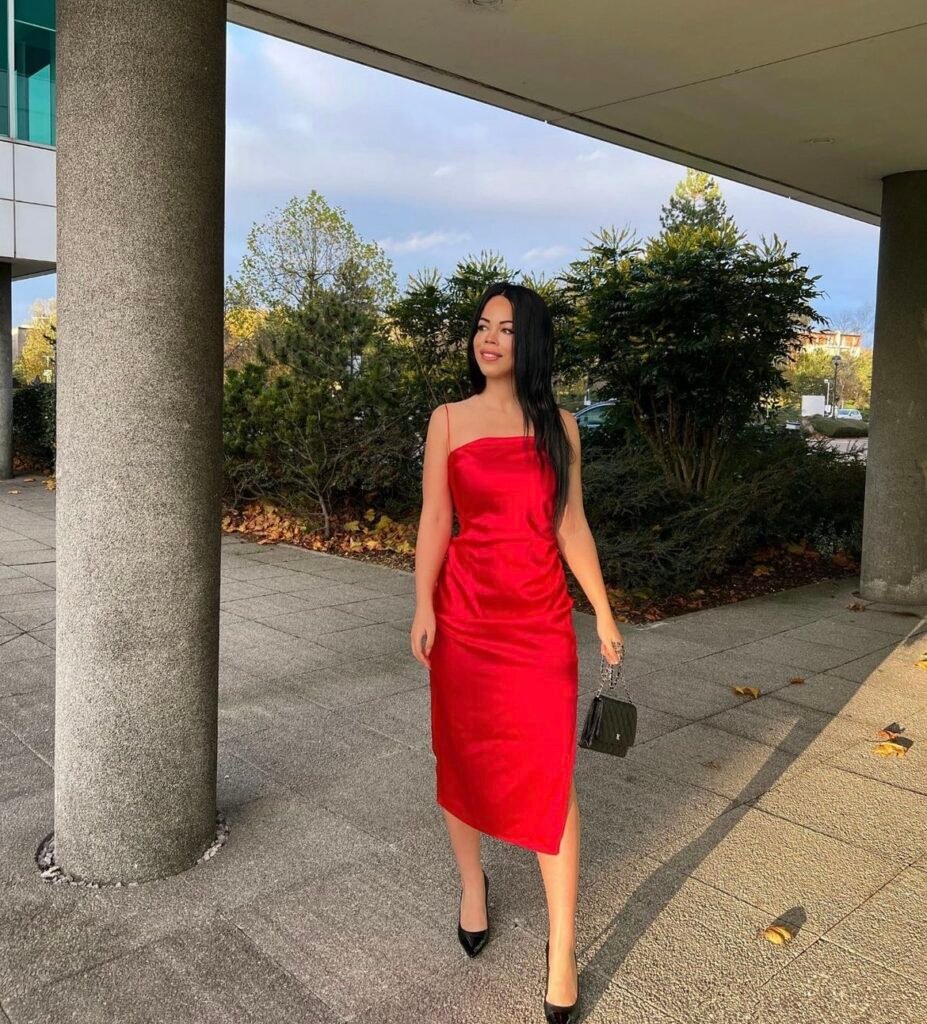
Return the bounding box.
[378,230,472,255]
[225,30,681,220]
[523,245,571,263]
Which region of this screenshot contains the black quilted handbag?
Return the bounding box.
[579,638,637,757]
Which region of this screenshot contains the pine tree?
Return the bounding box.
[659,169,730,233]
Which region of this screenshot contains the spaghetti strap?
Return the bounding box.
[444,402,451,456]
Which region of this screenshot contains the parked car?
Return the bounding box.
[784,419,802,432]
[574,400,616,429]
[836,408,864,421]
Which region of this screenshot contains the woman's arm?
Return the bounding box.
[411,405,454,667]
[554,409,624,662]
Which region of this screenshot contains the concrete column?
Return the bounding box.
[55,0,226,881]
[860,170,927,605]
[0,263,11,479]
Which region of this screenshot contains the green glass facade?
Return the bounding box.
[0,0,55,145]
[0,2,9,137]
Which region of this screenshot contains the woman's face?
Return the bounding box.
[473,294,515,376]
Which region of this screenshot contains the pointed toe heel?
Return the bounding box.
[543,939,579,1023]
[456,868,490,958]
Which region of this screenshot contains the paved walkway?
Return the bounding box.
[1,475,926,1023]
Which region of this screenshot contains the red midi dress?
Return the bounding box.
[429,404,579,855]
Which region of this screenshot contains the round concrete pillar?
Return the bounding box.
[55,0,226,881]
[860,170,927,604]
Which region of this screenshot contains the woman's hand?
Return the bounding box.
[597,615,625,666]
[410,605,437,669]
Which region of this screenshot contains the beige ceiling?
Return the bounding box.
[228,0,927,226]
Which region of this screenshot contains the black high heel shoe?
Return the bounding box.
[457,868,489,957]
[544,939,579,1023]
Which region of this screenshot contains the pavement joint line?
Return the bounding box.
[737,800,924,870]
[628,727,832,804]
[818,754,927,800]
[682,628,892,672]
[223,917,344,1021]
[0,719,53,769]
[817,925,927,989]
[801,865,927,982]
[631,848,855,978]
[1,929,175,1009]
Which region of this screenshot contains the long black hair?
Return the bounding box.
[465,282,573,528]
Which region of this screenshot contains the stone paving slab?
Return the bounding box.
[754,764,927,865]
[823,866,927,989]
[627,719,812,802]
[649,804,904,930]
[3,916,342,1024]
[522,852,820,1022]
[0,687,54,764]
[2,479,927,1023]
[698,939,924,1024]
[774,670,927,726]
[225,852,468,1020]
[0,655,54,698]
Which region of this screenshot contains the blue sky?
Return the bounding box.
[14,21,880,342]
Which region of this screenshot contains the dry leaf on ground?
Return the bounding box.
[788,676,805,685]
[732,685,761,699]
[758,923,794,945]
[872,738,913,757]
[876,722,904,740]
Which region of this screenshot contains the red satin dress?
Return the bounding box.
[429,405,578,855]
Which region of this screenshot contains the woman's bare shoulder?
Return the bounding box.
[557,405,578,428]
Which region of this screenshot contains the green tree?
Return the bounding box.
[659,169,729,234]
[13,298,57,384]
[225,191,398,317]
[386,252,581,419]
[562,209,826,493]
[224,286,417,534]
[778,346,872,415]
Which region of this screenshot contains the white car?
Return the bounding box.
[836,408,864,421]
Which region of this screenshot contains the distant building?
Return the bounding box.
[798,329,863,357]
[12,324,28,363]
[0,0,56,282]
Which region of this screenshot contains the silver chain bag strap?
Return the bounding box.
[578,638,637,757]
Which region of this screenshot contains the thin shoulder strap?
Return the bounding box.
[444,403,451,456]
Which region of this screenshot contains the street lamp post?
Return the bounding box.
[831,354,842,418]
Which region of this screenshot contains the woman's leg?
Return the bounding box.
[442,807,488,930]
[537,779,580,1004]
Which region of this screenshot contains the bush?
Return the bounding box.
[810,415,868,438]
[12,382,55,470]
[582,424,864,598]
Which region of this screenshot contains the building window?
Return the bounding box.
[0,0,9,137]
[14,0,55,145]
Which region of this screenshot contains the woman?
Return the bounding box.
[411,281,624,1023]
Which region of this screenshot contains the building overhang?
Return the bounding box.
[228,0,927,227]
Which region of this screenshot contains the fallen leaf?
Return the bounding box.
[758,923,794,945]
[732,686,761,699]
[22,477,35,483]
[847,602,866,612]
[915,657,927,671]
[7,489,19,494]
[872,739,912,757]
[700,759,722,770]
[876,722,904,740]
[788,676,805,686]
